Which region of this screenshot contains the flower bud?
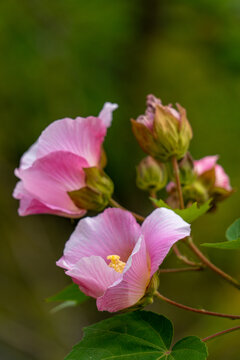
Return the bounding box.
[166,155,233,209]
[182,180,209,204]
[131,95,192,162]
[68,167,114,212]
[194,156,233,206]
[166,177,208,209]
[136,156,167,192]
[178,152,195,185]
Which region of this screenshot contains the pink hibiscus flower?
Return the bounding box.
[57,207,191,312]
[194,155,232,191]
[13,103,118,218]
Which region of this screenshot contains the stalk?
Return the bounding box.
[155,291,240,320]
[172,156,240,290]
[202,325,240,342]
[109,198,145,223]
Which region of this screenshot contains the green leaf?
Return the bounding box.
[226,218,240,241]
[151,198,211,223]
[50,300,79,314]
[201,240,240,250]
[65,311,208,360]
[47,283,89,312]
[202,218,240,250]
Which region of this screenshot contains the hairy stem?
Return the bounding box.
[155,291,240,320]
[159,266,203,274]
[171,156,197,265]
[187,237,240,289]
[109,198,145,223]
[171,156,184,209]
[172,243,203,267]
[171,157,240,289]
[202,325,240,342]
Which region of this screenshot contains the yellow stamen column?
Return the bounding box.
[107,255,126,273]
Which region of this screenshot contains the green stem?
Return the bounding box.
[109,198,145,223]
[155,291,240,320]
[202,325,240,342]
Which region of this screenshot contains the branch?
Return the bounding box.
[171,156,184,209]
[202,325,240,342]
[159,266,203,274]
[170,156,200,266]
[171,157,240,290]
[155,291,240,320]
[109,198,145,223]
[187,237,240,290]
[172,243,203,267]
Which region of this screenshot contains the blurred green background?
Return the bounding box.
[1,0,240,359]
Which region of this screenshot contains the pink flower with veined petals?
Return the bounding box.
[57,207,191,312]
[13,103,118,218]
[194,155,232,191]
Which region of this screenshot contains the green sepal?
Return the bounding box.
[153,103,192,161]
[68,167,114,211]
[124,272,160,312]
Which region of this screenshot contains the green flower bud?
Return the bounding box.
[136,156,167,192]
[132,95,193,162]
[68,167,114,212]
[182,180,209,205]
[178,152,196,185]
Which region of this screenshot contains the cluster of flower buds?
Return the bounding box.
[133,95,232,209]
[166,154,232,209]
[13,94,233,313]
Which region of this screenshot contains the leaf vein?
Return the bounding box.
[86,328,165,351]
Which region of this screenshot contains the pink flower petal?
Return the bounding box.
[36,116,106,167]
[13,181,86,217]
[136,115,154,131]
[65,256,121,299]
[166,181,176,193]
[17,103,118,170]
[17,151,87,214]
[98,102,118,128]
[19,141,39,170]
[194,155,219,176]
[215,164,232,191]
[57,208,141,269]
[141,208,191,276]
[97,236,150,312]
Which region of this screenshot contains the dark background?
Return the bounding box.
[1,0,240,359]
